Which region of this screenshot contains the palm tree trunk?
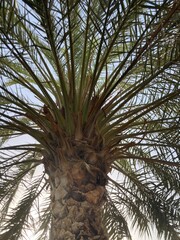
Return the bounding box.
[46,157,108,240]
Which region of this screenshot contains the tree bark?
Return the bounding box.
[45,154,108,240]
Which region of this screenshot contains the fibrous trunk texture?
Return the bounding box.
[45,148,109,240]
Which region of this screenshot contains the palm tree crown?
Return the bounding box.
[0,0,180,239]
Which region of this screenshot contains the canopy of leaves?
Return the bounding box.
[0,0,180,239]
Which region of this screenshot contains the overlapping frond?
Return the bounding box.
[0,151,48,240]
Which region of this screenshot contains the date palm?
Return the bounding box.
[0,0,180,239]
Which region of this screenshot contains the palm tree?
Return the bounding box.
[0,0,179,239]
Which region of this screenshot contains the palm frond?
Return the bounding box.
[0,0,179,239]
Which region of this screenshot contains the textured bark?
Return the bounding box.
[45,149,109,240]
